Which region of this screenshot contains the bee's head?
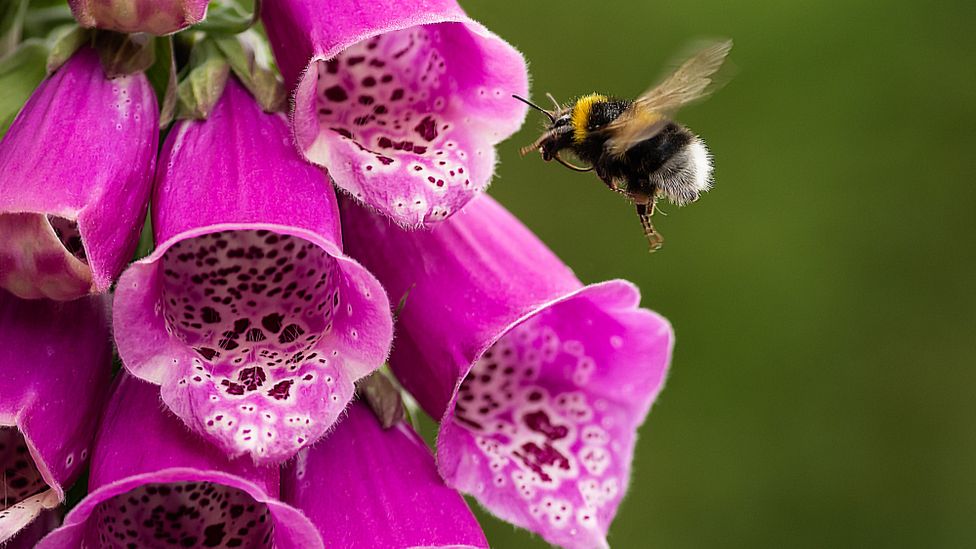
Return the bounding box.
[513,94,574,159]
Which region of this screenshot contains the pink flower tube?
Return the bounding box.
[113,78,393,464]
[263,0,529,227]
[37,375,323,548]
[68,0,209,35]
[0,290,112,543]
[0,47,158,301]
[341,195,674,549]
[283,400,488,548]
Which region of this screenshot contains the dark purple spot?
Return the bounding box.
[261,313,284,333]
[523,410,569,440]
[323,85,348,102]
[238,367,267,391]
[201,307,220,324]
[196,347,219,361]
[278,324,305,344]
[267,380,294,400]
[202,523,226,547]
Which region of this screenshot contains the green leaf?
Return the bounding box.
[0,39,48,138]
[0,0,28,58]
[133,213,155,261]
[21,3,73,41]
[194,0,260,36]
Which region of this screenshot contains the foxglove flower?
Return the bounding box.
[341,195,674,549]
[37,375,323,548]
[113,78,393,464]
[3,509,61,549]
[263,0,529,226]
[284,400,488,548]
[68,0,209,35]
[0,46,158,301]
[0,290,112,543]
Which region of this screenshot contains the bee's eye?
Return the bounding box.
[553,116,570,128]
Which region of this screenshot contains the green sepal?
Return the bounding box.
[0,39,48,138]
[145,36,177,127]
[175,39,230,120]
[213,34,284,113]
[356,370,406,430]
[93,30,155,78]
[46,25,89,74]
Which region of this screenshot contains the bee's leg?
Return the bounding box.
[599,175,629,196]
[636,201,664,252]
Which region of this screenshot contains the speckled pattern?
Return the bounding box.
[158,230,356,462]
[87,481,272,548]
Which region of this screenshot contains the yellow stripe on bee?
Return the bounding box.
[571,93,608,143]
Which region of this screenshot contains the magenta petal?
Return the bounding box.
[68,0,209,35]
[0,47,158,301]
[341,195,674,549]
[113,79,393,464]
[283,401,487,548]
[37,375,323,548]
[0,290,112,543]
[263,0,529,227]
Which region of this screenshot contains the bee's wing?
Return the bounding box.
[604,39,732,157]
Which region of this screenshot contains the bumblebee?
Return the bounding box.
[515,40,732,251]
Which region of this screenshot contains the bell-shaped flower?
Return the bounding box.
[68,0,209,35]
[3,509,61,549]
[113,78,393,464]
[262,0,529,227]
[0,290,112,543]
[0,47,158,301]
[340,195,674,549]
[283,400,488,548]
[37,375,323,548]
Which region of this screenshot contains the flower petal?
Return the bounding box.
[113,79,392,464]
[68,0,209,35]
[0,47,158,300]
[263,0,528,227]
[37,375,323,548]
[340,195,673,549]
[0,290,113,543]
[283,401,488,548]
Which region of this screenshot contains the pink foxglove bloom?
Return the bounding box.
[37,375,323,548]
[263,0,529,227]
[68,0,209,35]
[0,290,112,543]
[3,509,61,549]
[283,400,488,548]
[0,47,158,301]
[113,78,393,464]
[341,195,674,549]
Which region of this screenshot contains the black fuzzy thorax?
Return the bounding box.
[576,114,694,196]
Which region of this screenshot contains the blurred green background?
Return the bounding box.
[459,0,976,547]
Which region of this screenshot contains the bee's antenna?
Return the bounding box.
[545,92,562,112]
[512,94,556,123]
